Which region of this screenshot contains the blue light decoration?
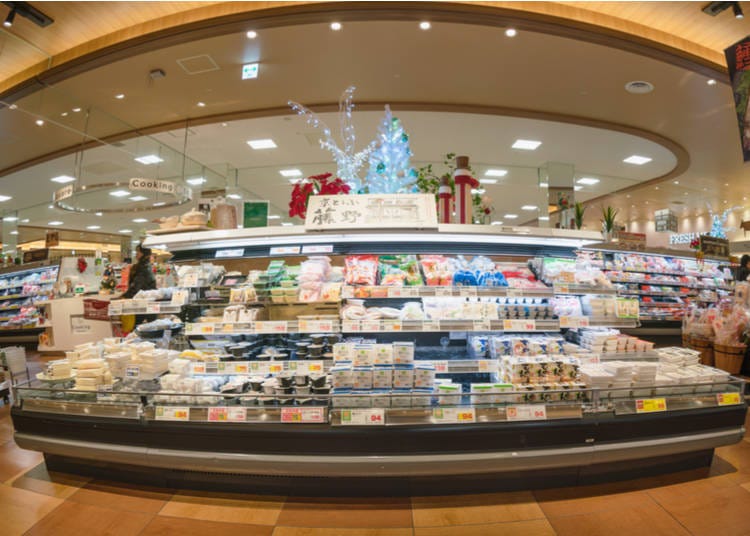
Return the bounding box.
[707,204,738,239]
[288,86,376,192]
[364,105,418,194]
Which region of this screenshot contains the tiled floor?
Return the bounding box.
[2,355,750,535]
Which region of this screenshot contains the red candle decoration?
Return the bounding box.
[437,176,453,224]
[452,155,478,224]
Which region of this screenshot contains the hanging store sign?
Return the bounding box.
[129,178,190,199]
[305,194,438,230]
[725,36,750,161]
[654,209,678,233]
[614,231,646,251]
[699,235,730,258]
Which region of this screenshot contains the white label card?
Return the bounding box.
[459,287,477,297]
[270,246,301,256]
[155,407,190,421]
[433,407,476,423]
[559,316,590,328]
[125,366,140,379]
[503,319,537,331]
[340,408,385,426]
[255,321,288,334]
[506,404,547,421]
[108,302,122,315]
[146,302,160,314]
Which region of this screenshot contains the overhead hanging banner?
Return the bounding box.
[305,194,438,230]
[699,235,730,258]
[725,36,750,161]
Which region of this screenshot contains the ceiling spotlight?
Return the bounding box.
[135,154,163,165]
[419,21,431,30]
[491,221,504,226]
[109,190,130,198]
[115,94,125,99]
[673,180,679,184]
[539,182,549,188]
[86,225,101,230]
[707,79,717,86]
[479,179,498,185]
[186,177,206,185]
[577,177,600,185]
[246,30,257,39]
[48,221,63,226]
[3,8,16,28]
[197,101,206,107]
[51,175,75,184]
[521,205,538,211]
[504,214,518,219]
[35,119,44,126]
[539,216,550,221]
[72,107,81,112]
[152,202,166,207]
[330,21,342,31]
[267,215,281,220]
[279,169,302,177]
[734,1,744,18]
[132,218,148,223]
[129,196,148,202]
[484,169,508,177]
[119,229,132,234]
[95,212,103,216]
[505,28,517,37]
[227,193,242,200]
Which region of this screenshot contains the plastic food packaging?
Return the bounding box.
[345,255,379,286]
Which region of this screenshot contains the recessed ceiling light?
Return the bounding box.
[246,30,257,39]
[241,62,259,80]
[86,225,101,230]
[247,138,277,149]
[221,122,228,127]
[187,177,206,185]
[152,201,166,207]
[577,177,600,185]
[673,180,679,185]
[725,182,729,186]
[655,186,659,190]
[109,190,130,197]
[20,218,28,223]
[48,205,53,209]
[491,221,504,225]
[48,221,63,226]
[724,200,728,204]
[279,169,302,177]
[471,188,486,195]
[707,79,717,86]
[479,179,498,185]
[419,21,431,30]
[8,104,17,110]
[267,215,281,220]
[197,102,206,108]
[330,21,342,31]
[512,139,542,150]
[505,28,517,37]
[72,108,81,113]
[539,182,548,188]
[227,193,242,200]
[51,175,76,184]
[35,119,44,126]
[132,218,148,223]
[624,81,654,94]
[623,155,652,165]
[521,205,537,211]
[684,192,688,195]
[2,216,17,222]
[9,230,18,235]
[61,112,68,117]
[115,94,125,99]
[281,222,294,226]
[95,212,103,216]
[135,154,164,165]
[504,214,518,219]
[129,195,148,202]
[539,216,550,221]
[119,229,132,233]
[0,195,12,202]
[484,169,508,177]
[574,185,582,191]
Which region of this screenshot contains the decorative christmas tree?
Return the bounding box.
[364,106,418,194]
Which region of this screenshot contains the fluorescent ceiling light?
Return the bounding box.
[505,28,517,37]
[48,221,63,226]
[623,155,652,165]
[247,138,276,149]
[115,94,125,99]
[281,222,294,226]
[2,216,17,222]
[330,22,342,31]
[504,214,518,219]
[20,218,29,223]
[109,190,130,197]
[242,62,259,80]
[132,218,148,223]
[268,215,281,220]
[0,195,11,202]
[512,139,542,150]
[227,193,242,200]
[51,175,76,184]
[491,221,504,225]
[119,229,132,233]
[419,21,431,30]
[95,212,103,216]
[129,196,148,202]
[246,30,257,39]
[279,169,302,177]
[577,177,600,185]
[479,178,498,185]
[9,230,17,235]
[539,216,550,221]
[521,205,538,211]
[152,202,166,207]
[186,177,206,185]
[484,169,508,177]
[86,225,101,230]
[471,188,486,195]
[539,182,549,188]
[574,185,582,191]
[134,154,164,165]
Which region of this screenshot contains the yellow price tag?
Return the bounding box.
[717,392,742,406]
[635,398,667,413]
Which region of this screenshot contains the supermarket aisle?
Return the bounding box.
[1,358,749,535]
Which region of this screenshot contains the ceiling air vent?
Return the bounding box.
[176,54,220,75]
[624,81,654,94]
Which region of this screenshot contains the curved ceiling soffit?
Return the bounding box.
[0,102,690,204]
[0,1,729,106]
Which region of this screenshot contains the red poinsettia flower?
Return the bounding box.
[288,172,351,219]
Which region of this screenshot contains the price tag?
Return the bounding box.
[125,366,140,379]
[234,362,249,374]
[270,246,301,256]
[108,302,122,315]
[387,287,404,298]
[182,273,199,287]
[207,407,247,422]
[281,407,326,423]
[433,407,476,423]
[433,360,449,373]
[146,302,160,314]
[361,319,381,332]
[301,244,334,254]
[192,363,206,375]
[635,398,667,413]
[506,405,547,421]
[435,287,454,297]
[185,323,195,334]
[716,392,742,406]
[459,287,477,297]
[255,321,288,334]
[342,320,361,332]
[199,324,215,335]
[299,319,334,333]
[506,288,524,297]
[473,319,491,331]
[383,319,402,331]
[155,406,190,421]
[268,363,284,374]
[340,408,385,426]
[559,316,590,328]
[554,283,570,295]
[217,323,232,333]
[503,319,536,331]
[96,384,113,401]
[477,360,495,372]
[422,320,441,331]
[307,361,324,373]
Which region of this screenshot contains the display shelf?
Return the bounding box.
[604,267,731,279]
[342,284,618,299]
[617,290,698,297]
[608,278,732,291]
[108,302,183,316]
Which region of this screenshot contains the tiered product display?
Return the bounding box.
[0,262,57,332]
[10,227,746,485]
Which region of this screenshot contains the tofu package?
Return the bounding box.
[392,342,415,364]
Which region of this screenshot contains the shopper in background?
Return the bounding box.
[122,245,156,299]
[739,254,750,282]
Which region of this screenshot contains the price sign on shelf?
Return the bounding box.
[155,406,190,421]
[268,363,284,374]
[255,321,288,334]
[422,320,441,332]
[503,319,536,331]
[506,405,547,421]
[433,360,449,373]
[281,407,326,423]
[192,363,206,375]
[554,283,570,295]
[506,288,524,297]
[125,366,140,379]
[207,407,247,422]
[342,320,360,332]
[559,316,590,329]
[717,392,742,406]
[234,363,249,374]
[182,273,199,288]
[108,302,122,316]
[299,319,334,333]
[459,286,477,297]
[435,287,453,297]
[472,319,491,332]
[477,360,495,373]
[307,361,323,373]
[361,319,381,332]
[383,319,402,331]
[340,408,385,426]
[146,302,160,314]
[433,407,476,423]
[199,324,215,335]
[635,398,667,413]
